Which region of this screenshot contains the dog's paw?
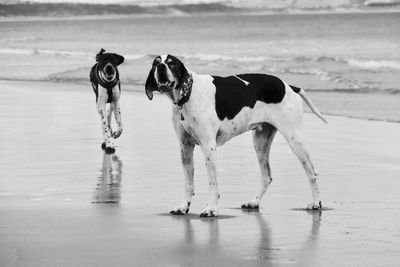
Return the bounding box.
[170,202,190,216]
[200,205,218,217]
[112,129,122,139]
[105,146,116,154]
[306,201,322,210]
[241,200,260,210]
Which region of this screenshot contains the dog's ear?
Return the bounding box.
[113,53,125,65]
[96,48,106,62]
[145,67,157,100]
[178,63,189,88]
[177,62,192,93]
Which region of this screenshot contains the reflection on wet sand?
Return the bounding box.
[250,210,322,264]
[250,211,273,261]
[297,210,322,266]
[92,152,123,204]
[164,210,322,265]
[168,215,224,265]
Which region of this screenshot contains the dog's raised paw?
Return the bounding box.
[306,201,322,210]
[105,147,116,154]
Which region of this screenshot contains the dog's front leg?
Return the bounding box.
[97,100,114,154]
[111,102,123,139]
[170,141,195,215]
[200,142,219,217]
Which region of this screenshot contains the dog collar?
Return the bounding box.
[176,73,193,108]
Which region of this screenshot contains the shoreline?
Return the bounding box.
[3,79,399,124]
[1,9,400,22]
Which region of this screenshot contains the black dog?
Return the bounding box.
[90,48,124,154]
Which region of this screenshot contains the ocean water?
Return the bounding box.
[1,11,399,92]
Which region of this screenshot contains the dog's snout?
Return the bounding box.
[104,64,115,76]
[157,63,167,72]
[156,63,169,83]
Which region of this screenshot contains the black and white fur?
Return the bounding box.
[145,54,327,217]
[90,48,124,154]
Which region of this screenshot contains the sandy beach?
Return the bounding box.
[1,80,399,266]
[1,5,400,266]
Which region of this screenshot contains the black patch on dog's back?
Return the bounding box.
[212,74,286,120]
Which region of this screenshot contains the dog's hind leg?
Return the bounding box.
[242,123,277,210]
[280,127,322,210]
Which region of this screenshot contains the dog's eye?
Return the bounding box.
[166,60,177,67]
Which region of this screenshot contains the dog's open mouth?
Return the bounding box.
[104,73,114,80]
[103,64,116,80]
[157,81,175,92]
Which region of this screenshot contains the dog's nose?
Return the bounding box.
[157,63,169,82]
[105,65,114,74]
[157,63,167,72]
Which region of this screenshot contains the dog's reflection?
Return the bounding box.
[252,209,322,264]
[168,210,322,265]
[297,210,322,266]
[169,216,222,264]
[93,152,123,204]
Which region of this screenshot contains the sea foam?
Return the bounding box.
[347,59,400,70]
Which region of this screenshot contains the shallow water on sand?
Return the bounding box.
[1,81,400,266]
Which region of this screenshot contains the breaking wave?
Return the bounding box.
[3,47,398,73]
[1,47,398,92]
[181,53,400,72]
[0,48,92,58]
[181,53,267,63]
[0,36,43,43]
[364,0,400,7]
[0,2,237,17]
[0,48,146,61]
[347,59,400,70]
[1,0,400,17]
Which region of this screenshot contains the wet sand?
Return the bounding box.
[307,91,400,123]
[1,81,399,266]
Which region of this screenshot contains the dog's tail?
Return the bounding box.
[290,85,328,124]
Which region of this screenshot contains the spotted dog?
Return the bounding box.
[145,54,327,217]
[90,48,124,154]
